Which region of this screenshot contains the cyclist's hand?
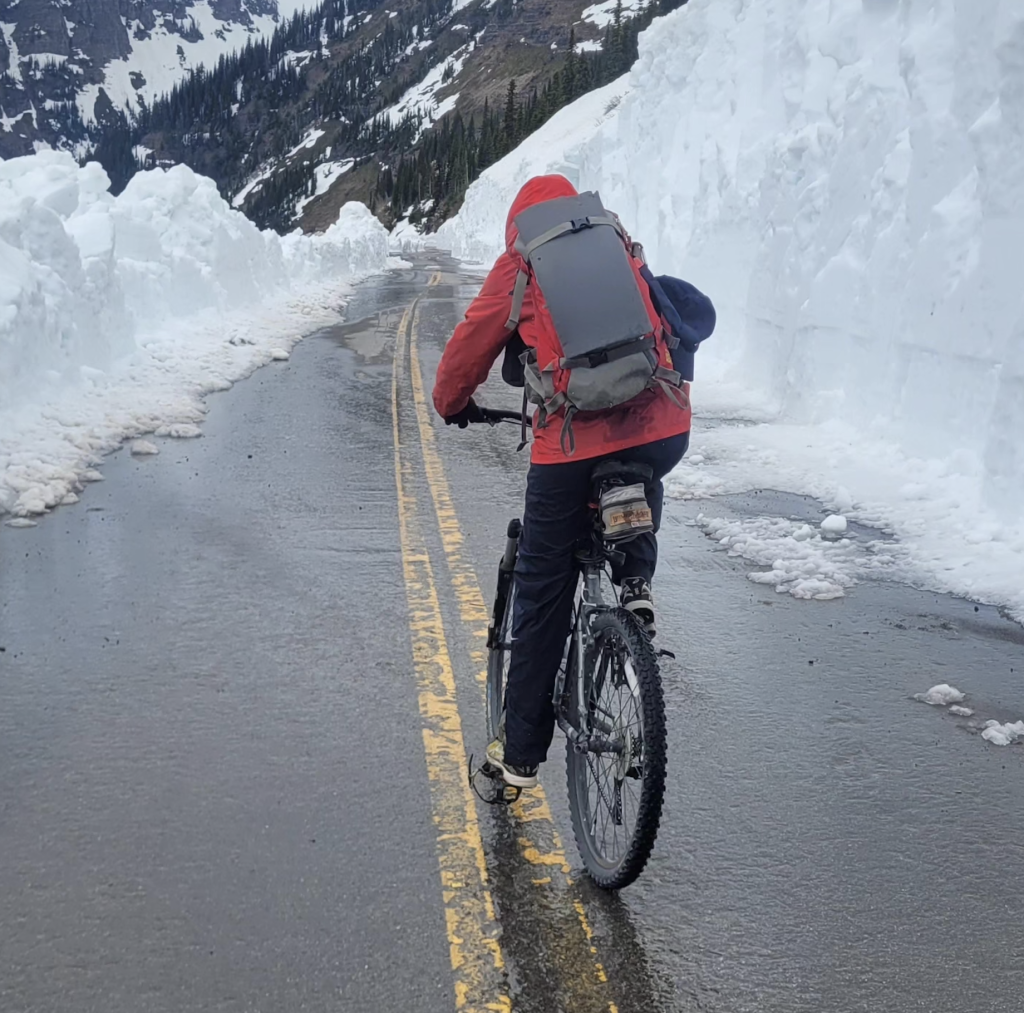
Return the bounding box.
[444,398,486,429]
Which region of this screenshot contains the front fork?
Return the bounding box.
[486,518,521,651]
[553,570,624,757]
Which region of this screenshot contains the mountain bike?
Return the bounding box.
[471,408,667,890]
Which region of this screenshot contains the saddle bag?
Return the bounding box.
[599,483,654,542]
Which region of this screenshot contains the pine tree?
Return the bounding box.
[564,26,578,101]
[503,77,518,151]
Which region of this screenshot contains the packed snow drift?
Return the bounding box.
[438,0,1024,620]
[0,150,390,519]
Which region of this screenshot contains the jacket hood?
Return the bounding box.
[505,174,579,252]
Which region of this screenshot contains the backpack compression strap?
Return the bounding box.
[504,214,629,331]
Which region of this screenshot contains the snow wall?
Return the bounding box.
[438,0,1024,616]
[1,151,390,517]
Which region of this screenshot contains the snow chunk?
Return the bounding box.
[949,705,974,717]
[914,684,966,707]
[5,517,38,528]
[130,440,160,456]
[821,514,848,535]
[270,349,290,361]
[982,720,1024,747]
[155,424,203,439]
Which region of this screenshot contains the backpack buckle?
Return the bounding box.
[569,217,593,233]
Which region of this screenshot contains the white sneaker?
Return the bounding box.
[484,737,538,789]
[620,577,656,637]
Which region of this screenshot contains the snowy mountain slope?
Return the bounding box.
[435,74,630,260]
[0,0,293,157]
[0,151,390,519]
[144,0,674,235]
[438,0,1024,620]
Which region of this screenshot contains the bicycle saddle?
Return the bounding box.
[589,459,654,488]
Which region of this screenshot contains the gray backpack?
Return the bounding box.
[504,191,688,454]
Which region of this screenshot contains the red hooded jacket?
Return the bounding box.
[433,175,692,464]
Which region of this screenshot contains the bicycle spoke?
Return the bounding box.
[566,605,665,889]
[577,626,652,864]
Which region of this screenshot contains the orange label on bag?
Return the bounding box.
[607,506,653,529]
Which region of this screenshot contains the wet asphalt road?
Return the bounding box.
[2,254,1024,1013]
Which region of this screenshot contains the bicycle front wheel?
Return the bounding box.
[486,580,515,741]
[485,519,520,742]
[566,608,666,889]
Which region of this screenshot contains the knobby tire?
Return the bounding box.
[565,608,666,890]
[486,574,515,742]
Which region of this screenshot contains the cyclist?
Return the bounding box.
[433,175,715,789]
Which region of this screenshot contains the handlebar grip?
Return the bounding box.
[476,408,529,426]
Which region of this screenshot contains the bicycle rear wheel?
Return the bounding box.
[566,608,666,889]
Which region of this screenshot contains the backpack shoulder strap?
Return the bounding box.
[504,268,529,331]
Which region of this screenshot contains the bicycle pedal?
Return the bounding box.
[467,755,522,806]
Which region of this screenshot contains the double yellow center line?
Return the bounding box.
[390,269,620,1012]
[391,300,508,1012]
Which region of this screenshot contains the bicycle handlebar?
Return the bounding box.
[475,407,531,428]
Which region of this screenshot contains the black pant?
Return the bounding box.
[503,432,689,767]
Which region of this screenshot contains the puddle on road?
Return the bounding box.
[317,309,403,361]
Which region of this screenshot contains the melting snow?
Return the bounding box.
[695,514,898,600]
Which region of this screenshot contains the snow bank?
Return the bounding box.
[439,0,1024,620]
[0,151,389,518]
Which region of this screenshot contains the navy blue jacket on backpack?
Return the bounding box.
[640,268,716,382]
[501,268,715,387]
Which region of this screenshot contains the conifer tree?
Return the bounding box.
[503,77,518,150]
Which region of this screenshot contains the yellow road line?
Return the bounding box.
[391,305,510,1013]
[409,275,619,1013]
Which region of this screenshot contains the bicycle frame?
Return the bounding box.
[552,548,626,758]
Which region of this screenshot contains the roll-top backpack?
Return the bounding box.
[504,191,689,454]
